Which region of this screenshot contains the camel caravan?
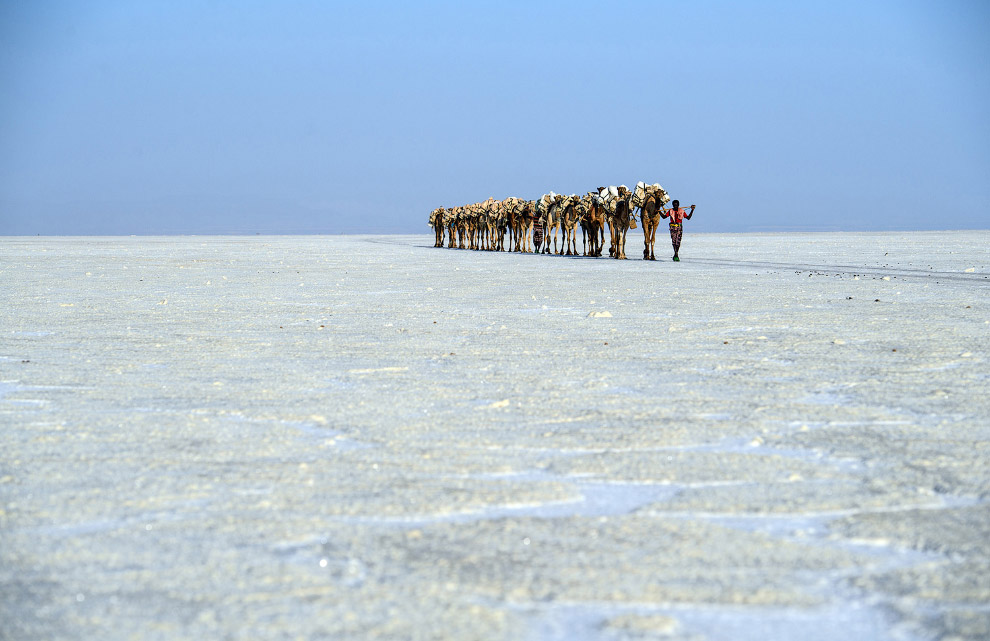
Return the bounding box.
[429,182,673,260]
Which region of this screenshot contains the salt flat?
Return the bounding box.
[1,232,988,641]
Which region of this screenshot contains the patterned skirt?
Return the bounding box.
[669,223,682,249]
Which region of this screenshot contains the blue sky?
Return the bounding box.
[1,1,988,234]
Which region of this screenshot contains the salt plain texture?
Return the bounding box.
[1,232,989,641]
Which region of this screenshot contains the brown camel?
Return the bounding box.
[445,208,457,248]
[640,190,669,260]
[516,199,536,252]
[428,207,445,247]
[606,186,635,259]
[546,194,565,254]
[501,199,514,251]
[582,193,606,257]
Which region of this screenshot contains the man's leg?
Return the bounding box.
[670,224,682,260]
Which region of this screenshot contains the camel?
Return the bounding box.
[635,183,670,260]
[478,198,497,251]
[456,207,470,249]
[535,191,557,254]
[444,208,457,248]
[538,193,565,254]
[501,198,531,252]
[486,197,502,251]
[558,195,585,256]
[470,202,487,250]
[500,198,520,251]
[581,193,606,257]
[499,199,513,251]
[603,186,635,259]
[460,205,473,249]
[518,200,536,252]
[639,193,663,260]
[428,207,445,247]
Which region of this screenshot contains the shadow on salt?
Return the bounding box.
[287,420,374,451]
[801,391,854,405]
[333,471,681,526]
[0,380,23,399]
[644,494,979,572]
[0,379,51,409]
[514,598,911,641]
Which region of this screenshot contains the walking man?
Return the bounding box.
[660,200,695,261]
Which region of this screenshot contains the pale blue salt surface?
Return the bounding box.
[2,233,988,641]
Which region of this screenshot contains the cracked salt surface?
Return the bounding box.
[2,233,988,641]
